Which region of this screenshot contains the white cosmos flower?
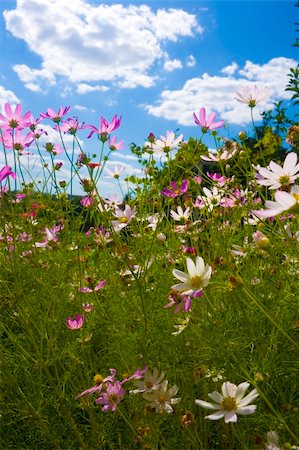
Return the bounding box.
[235,85,269,108]
[170,206,191,221]
[172,256,212,296]
[256,152,299,190]
[252,185,299,219]
[195,381,259,423]
[201,148,237,162]
[152,131,184,154]
[143,380,181,414]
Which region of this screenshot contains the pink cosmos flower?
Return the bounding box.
[86,114,122,140]
[76,369,117,400]
[40,106,71,123]
[79,279,106,293]
[95,381,125,412]
[58,117,86,134]
[108,136,124,151]
[0,165,16,183]
[161,179,189,198]
[28,114,43,131]
[82,303,94,312]
[65,313,85,330]
[0,103,31,130]
[193,107,224,133]
[44,142,64,155]
[1,129,34,153]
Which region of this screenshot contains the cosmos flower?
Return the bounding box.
[195,381,259,423]
[130,367,165,394]
[151,131,184,154]
[161,179,189,198]
[143,380,181,414]
[193,107,224,133]
[65,313,85,330]
[40,106,71,123]
[86,114,121,140]
[95,381,125,412]
[0,165,16,183]
[0,103,31,130]
[235,85,269,108]
[172,256,212,296]
[256,152,299,190]
[112,204,137,232]
[252,185,299,219]
[170,206,191,221]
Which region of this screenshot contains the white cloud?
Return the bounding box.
[186,55,196,68]
[12,64,56,93]
[145,57,296,126]
[76,83,109,94]
[164,59,183,72]
[0,85,20,112]
[4,0,201,91]
[221,61,238,76]
[74,104,95,113]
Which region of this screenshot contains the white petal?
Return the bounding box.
[283,152,297,172]
[186,258,197,277]
[224,411,238,423]
[195,399,220,410]
[237,405,257,415]
[205,410,225,420]
[172,269,188,283]
[235,382,250,401]
[208,391,223,403]
[195,256,204,275]
[238,389,259,406]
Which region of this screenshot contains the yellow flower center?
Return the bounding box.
[119,217,129,223]
[108,393,119,404]
[190,275,204,290]
[221,397,237,411]
[145,381,153,389]
[279,175,291,186]
[93,374,104,385]
[157,395,166,403]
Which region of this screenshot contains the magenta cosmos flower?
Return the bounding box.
[1,129,34,153]
[58,117,87,135]
[193,107,224,133]
[79,279,106,293]
[0,165,16,183]
[161,179,189,198]
[86,114,122,140]
[65,313,85,330]
[40,106,71,123]
[76,369,117,400]
[95,381,125,412]
[0,103,31,130]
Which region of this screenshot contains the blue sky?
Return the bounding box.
[0,0,298,197]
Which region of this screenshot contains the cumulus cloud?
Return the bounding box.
[0,85,20,112]
[4,0,201,91]
[145,57,296,126]
[221,61,238,76]
[12,64,56,93]
[76,83,109,94]
[164,59,183,72]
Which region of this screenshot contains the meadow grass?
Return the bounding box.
[0,98,298,450]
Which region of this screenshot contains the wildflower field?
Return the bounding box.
[1,71,299,450]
